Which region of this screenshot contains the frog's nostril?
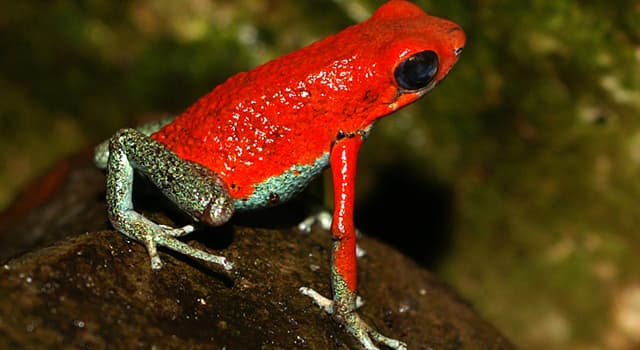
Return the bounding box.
[455,47,464,56]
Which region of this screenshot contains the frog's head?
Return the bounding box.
[360,0,466,123]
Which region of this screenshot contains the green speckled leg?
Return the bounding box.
[99,127,235,270]
[94,117,174,169]
[300,274,407,350]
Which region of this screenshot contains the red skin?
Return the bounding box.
[330,136,362,291]
[152,1,464,200]
[153,0,465,294]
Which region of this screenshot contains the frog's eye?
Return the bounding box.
[394,50,439,91]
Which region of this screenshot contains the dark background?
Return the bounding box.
[1,1,639,349]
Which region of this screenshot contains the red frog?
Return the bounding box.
[95,1,465,348]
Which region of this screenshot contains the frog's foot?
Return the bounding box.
[299,287,364,312]
[298,210,333,233]
[157,223,195,237]
[103,128,235,271]
[299,287,405,350]
[297,210,367,258]
[115,210,233,271]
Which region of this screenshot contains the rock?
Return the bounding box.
[0,153,514,349]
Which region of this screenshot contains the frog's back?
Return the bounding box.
[152,22,379,204]
[151,0,464,207]
[151,46,343,205]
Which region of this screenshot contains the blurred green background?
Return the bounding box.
[1,1,639,349]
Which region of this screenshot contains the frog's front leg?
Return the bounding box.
[97,127,234,271]
[301,134,407,350]
[298,209,367,259]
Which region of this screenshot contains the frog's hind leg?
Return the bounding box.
[104,128,234,271]
[94,117,175,169]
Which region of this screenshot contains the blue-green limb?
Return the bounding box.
[97,126,234,271]
[300,275,407,350]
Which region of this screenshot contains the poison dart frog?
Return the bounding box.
[94,1,464,348]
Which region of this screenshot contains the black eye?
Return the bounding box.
[394,50,439,91]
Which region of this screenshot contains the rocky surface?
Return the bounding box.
[0,157,514,349]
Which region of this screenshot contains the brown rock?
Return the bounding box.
[0,153,514,349]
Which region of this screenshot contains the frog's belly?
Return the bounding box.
[233,152,329,211]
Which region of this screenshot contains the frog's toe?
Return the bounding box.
[157,223,195,237]
[152,226,233,271]
[300,287,403,350]
[297,210,332,232]
[299,287,365,313]
[369,331,407,350]
[342,313,406,350]
[299,287,334,313]
[150,254,163,270]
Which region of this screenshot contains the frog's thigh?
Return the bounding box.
[108,128,234,225]
[105,128,234,270]
[94,117,174,169]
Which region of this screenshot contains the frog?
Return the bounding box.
[94,1,465,348]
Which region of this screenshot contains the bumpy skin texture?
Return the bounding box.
[97,1,465,349]
[151,0,465,211]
